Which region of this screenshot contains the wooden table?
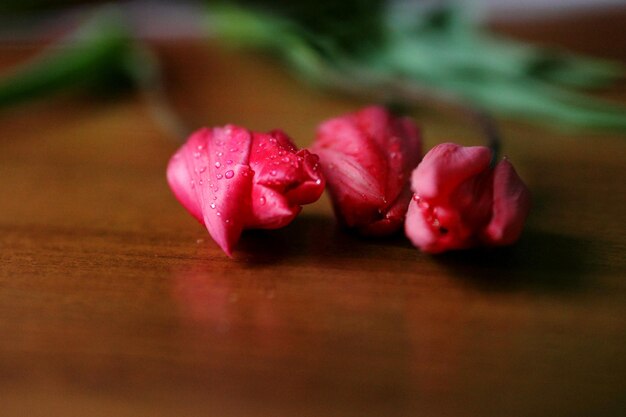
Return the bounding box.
[1,11,625,417]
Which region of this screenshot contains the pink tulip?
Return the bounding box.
[312,106,422,235]
[405,143,530,253]
[167,125,325,256]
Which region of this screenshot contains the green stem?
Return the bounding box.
[0,13,132,107]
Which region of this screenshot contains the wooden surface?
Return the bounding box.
[1,12,626,417]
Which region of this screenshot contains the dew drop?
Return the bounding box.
[216,173,223,179]
[193,151,201,158]
[198,179,203,185]
[226,159,233,165]
[315,179,322,185]
[217,151,223,157]
[270,170,277,176]
[259,196,266,205]
[199,166,207,173]
[216,211,221,217]
[210,203,216,209]
[214,161,221,168]
[225,170,234,179]
[229,147,238,152]
[281,156,290,163]
[197,144,204,151]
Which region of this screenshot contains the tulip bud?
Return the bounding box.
[167,125,325,255]
[405,143,530,253]
[312,106,422,235]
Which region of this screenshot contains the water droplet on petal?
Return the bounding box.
[210,203,216,209]
[259,196,266,205]
[193,151,201,158]
[217,151,223,157]
[216,211,221,217]
[270,170,277,176]
[214,161,221,168]
[216,173,223,179]
[315,179,322,185]
[281,156,290,163]
[197,144,204,151]
[226,159,233,165]
[224,170,234,179]
[199,166,207,173]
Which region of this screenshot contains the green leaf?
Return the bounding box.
[208,1,626,132]
[0,10,137,108]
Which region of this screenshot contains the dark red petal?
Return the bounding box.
[483,159,531,245]
[412,143,491,202]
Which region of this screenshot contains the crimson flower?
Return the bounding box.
[312,106,422,235]
[405,143,530,253]
[167,125,325,255]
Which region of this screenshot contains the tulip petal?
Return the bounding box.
[405,196,441,253]
[483,159,531,245]
[167,125,253,256]
[412,143,491,200]
[246,130,325,229]
[364,186,413,236]
[167,145,203,223]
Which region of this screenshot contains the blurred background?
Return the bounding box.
[0,0,625,136]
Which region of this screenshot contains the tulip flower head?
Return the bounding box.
[312,106,422,235]
[167,125,325,255]
[405,143,530,253]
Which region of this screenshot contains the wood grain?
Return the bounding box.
[1,11,625,417]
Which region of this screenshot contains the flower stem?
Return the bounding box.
[0,8,188,143]
[465,107,501,167]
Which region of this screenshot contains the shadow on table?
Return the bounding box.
[238,215,594,293]
[237,214,411,266]
[434,228,594,293]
